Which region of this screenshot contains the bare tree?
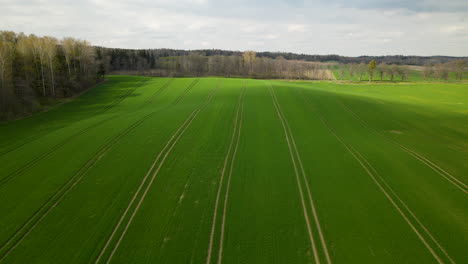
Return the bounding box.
[338,64,346,80]
[30,35,48,96]
[242,51,256,76]
[388,64,398,81]
[455,60,465,80]
[43,37,57,96]
[377,62,387,81]
[399,65,410,81]
[368,60,376,82]
[434,63,449,80]
[0,31,100,119]
[62,37,76,78]
[0,38,14,111]
[357,62,366,81]
[422,63,433,80]
[348,63,356,81]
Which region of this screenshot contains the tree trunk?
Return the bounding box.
[1,70,5,112]
[66,58,72,79]
[49,59,55,97]
[39,57,46,96]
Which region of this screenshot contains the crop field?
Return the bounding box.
[0,76,466,264]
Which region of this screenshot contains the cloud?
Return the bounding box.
[201,41,211,47]
[287,24,306,33]
[440,25,465,33]
[0,0,467,56]
[263,34,279,40]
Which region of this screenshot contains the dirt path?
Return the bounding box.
[95,81,221,264]
[206,85,245,264]
[297,87,452,264]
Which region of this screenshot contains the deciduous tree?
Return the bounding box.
[455,60,465,80]
[422,63,433,80]
[242,51,256,76]
[377,62,387,81]
[368,60,376,81]
[0,31,100,119]
[348,63,356,81]
[357,62,366,81]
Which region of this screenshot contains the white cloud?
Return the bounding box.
[247,41,265,46]
[201,41,211,47]
[287,24,306,33]
[440,25,465,33]
[263,34,279,40]
[1,0,467,56]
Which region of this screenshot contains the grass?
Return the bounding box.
[332,66,468,82]
[0,75,466,263]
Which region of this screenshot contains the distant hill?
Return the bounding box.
[96,47,468,66]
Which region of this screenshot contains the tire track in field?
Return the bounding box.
[0,78,150,159]
[146,78,174,104]
[0,79,196,262]
[206,83,245,264]
[100,78,152,112]
[268,82,330,264]
[349,146,456,264]
[172,79,198,105]
[95,81,222,264]
[0,79,152,187]
[337,99,467,194]
[216,86,245,264]
[0,130,54,157]
[296,87,452,264]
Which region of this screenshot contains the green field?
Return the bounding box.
[0,76,466,264]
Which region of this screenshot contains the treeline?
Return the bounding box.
[2,31,466,119]
[335,60,466,81]
[97,48,332,79]
[0,31,100,120]
[96,47,467,67]
[420,61,466,80]
[336,62,411,81]
[321,55,465,66]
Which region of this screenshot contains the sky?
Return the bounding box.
[1,0,468,56]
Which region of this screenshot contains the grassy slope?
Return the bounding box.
[0,76,466,263]
[0,76,145,152]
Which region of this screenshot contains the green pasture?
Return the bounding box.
[0,76,466,263]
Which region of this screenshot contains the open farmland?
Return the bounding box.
[0,76,466,263]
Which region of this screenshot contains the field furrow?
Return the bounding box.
[206,84,245,264]
[0,76,466,264]
[0,78,197,261]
